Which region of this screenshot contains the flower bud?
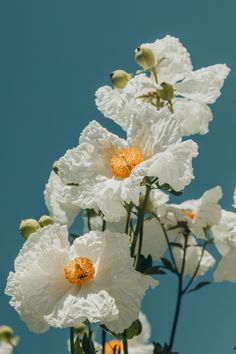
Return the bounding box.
[74,322,87,336]
[0,326,13,343]
[135,47,155,70]
[52,160,59,174]
[38,215,54,227]
[159,82,174,102]
[110,70,131,89]
[139,195,154,213]
[19,219,40,239]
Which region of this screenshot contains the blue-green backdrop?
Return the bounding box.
[1,0,236,353]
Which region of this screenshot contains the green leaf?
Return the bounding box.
[188,281,211,293]
[160,257,175,272]
[135,254,153,274]
[170,189,183,196]
[169,242,183,249]
[144,266,166,275]
[81,332,96,354]
[74,336,84,354]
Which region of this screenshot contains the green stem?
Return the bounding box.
[152,69,158,84]
[131,184,151,259]
[70,327,75,354]
[169,231,188,350]
[183,241,207,294]
[125,202,133,234]
[123,331,129,354]
[102,329,106,354]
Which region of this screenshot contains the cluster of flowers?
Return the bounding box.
[4,35,233,354]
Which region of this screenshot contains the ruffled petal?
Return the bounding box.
[173,99,213,136]
[143,35,192,84]
[95,74,160,132]
[5,225,71,333]
[147,140,198,191]
[176,64,230,104]
[44,171,80,227]
[141,218,168,260]
[58,120,127,184]
[212,210,236,256]
[214,248,236,282]
[129,109,181,158]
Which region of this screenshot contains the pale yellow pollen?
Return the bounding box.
[105,340,123,354]
[183,210,196,220]
[64,257,95,285]
[110,147,144,179]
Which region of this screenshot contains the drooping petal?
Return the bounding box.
[212,210,236,256]
[5,225,72,333]
[0,344,13,354]
[214,248,236,282]
[173,235,215,277]
[142,35,193,84]
[44,171,80,227]
[173,99,213,136]
[176,64,230,104]
[147,140,198,191]
[58,120,127,185]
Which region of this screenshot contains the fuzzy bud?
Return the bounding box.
[0,326,13,343]
[135,47,155,70]
[19,219,40,239]
[38,215,54,227]
[110,70,131,89]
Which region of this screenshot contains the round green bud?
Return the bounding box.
[135,47,155,70]
[110,70,131,89]
[52,160,59,174]
[19,219,40,239]
[159,82,175,102]
[0,326,13,343]
[38,215,54,228]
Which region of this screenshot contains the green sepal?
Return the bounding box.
[101,319,142,340]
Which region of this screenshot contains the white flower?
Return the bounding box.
[96,312,154,354]
[58,115,198,221]
[0,344,13,354]
[161,186,222,238]
[173,235,215,277]
[44,171,80,227]
[212,210,236,282]
[5,224,157,334]
[96,35,230,136]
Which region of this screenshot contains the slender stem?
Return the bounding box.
[134,218,144,269]
[154,215,178,273]
[123,331,129,354]
[87,209,92,231]
[169,231,188,350]
[102,329,106,354]
[102,217,106,232]
[183,241,207,294]
[131,184,151,258]
[152,69,158,84]
[125,202,133,234]
[70,327,75,354]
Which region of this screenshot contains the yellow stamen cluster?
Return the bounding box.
[64,257,95,285]
[183,210,196,220]
[105,340,123,354]
[110,147,144,179]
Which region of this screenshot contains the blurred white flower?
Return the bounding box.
[212,210,236,282]
[161,186,222,238]
[5,225,157,334]
[0,344,13,354]
[96,35,230,136]
[96,312,154,354]
[58,115,198,221]
[44,171,80,227]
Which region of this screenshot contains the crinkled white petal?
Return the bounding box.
[212,210,236,256]
[0,344,13,354]
[5,224,71,333]
[58,120,127,185]
[214,248,236,282]
[173,235,215,277]
[129,109,181,158]
[64,175,142,222]
[147,140,198,191]
[44,171,80,227]
[176,64,230,104]
[143,35,192,84]
[173,99,213,136]
[95,74,160,132]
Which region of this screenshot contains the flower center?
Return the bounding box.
[183,210,196,220]
[110,147,144,179]
[105,340,123,354]
[64,257,95,285]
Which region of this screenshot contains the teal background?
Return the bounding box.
[0,0,236,353]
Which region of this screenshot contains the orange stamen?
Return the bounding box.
[110,147,144,179]
[64,257,95,285]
